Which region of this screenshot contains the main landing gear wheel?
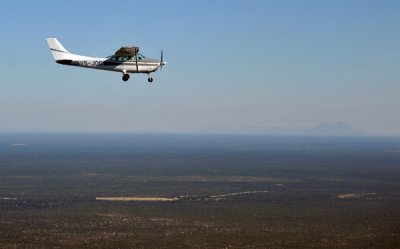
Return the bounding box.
[122,74,130,81]
[147,77,153,83]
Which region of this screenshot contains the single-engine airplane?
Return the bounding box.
[46,38,166,82]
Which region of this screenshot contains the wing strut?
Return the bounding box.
[135,54,139,72]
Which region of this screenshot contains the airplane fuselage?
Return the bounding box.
[56,56,161,74]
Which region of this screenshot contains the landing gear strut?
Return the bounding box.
[122,74,130,81]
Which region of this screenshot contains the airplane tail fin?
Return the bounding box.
[46,38,72,61]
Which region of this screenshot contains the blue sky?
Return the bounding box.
[0,0,399,135]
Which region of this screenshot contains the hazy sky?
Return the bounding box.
[0,0,399,135]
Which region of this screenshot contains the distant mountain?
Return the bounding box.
[305,122,367,136]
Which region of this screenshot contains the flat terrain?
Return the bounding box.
[0,134,399,248]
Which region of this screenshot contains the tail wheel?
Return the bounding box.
[148,77,153,83]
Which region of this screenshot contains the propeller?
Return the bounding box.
[159,50,165,71]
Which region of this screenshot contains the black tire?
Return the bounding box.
[122,74,130,81]
[148,77,153,83]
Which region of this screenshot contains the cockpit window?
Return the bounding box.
[110,54,145,62]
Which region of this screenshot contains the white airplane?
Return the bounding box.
[46,38,166,82]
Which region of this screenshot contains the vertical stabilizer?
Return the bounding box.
[46,38,71,61]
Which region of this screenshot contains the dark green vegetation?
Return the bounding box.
[0,134,399,248]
